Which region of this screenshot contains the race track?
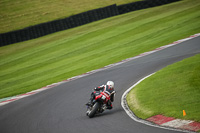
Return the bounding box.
[0,36,199,133]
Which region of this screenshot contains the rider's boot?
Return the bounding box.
[106,105,113,109]
[106,100,113,109]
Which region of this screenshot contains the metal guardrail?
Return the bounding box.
[0,0,180,46]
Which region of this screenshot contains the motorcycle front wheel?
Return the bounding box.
[87,102,100,118]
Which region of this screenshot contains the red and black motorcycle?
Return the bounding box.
[86,91,112,118]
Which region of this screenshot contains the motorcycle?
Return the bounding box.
[86,91,112,118]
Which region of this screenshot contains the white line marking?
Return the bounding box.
[121,73,195,133]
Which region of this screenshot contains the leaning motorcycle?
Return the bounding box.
[86,91,111,118]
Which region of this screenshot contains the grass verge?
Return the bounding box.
[0,0,200,99]
[127,54,200,122]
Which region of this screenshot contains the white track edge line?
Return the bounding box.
[121,73,196,133]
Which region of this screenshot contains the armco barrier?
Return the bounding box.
[0,4,118,46]
[118,0,181,14]
[0,0,180,46]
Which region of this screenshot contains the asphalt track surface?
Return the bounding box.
[0,36,199,133]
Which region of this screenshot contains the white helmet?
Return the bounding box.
[106,81,114,88]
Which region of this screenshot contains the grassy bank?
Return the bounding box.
[0,0,200,99]
[0,0,141,33]
[127,54,200,122]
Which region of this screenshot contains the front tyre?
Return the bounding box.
[88,102,100,118]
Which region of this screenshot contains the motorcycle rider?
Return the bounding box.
[86,81,115,109]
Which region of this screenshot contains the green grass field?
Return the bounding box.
[127,54,200,122]
[0,0,141,33]
[0,0,200,99]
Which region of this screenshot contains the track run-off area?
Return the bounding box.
[0,34,200,133]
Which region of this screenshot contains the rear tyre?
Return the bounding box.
[88,102,100,118]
